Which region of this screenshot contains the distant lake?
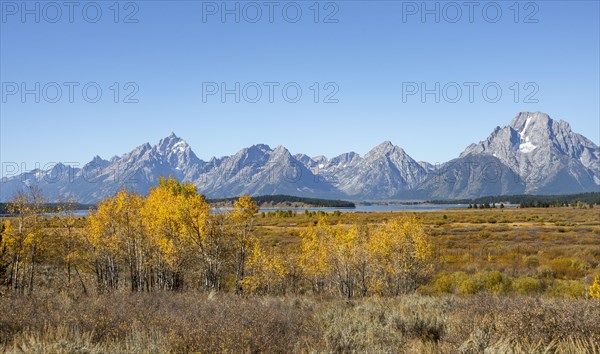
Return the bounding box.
[258,204,470,213]
[66,203,471,217]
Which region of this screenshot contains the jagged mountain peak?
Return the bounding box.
[123,143,152,161]
[233,144,272,161]
[330,152,361,164]
[312,155,327,163]
[510,111,551,131]
[270,146,296,164]
[250,143,272,151]
[368,141,405,157]
[314,140,427,199]
[84,155,110,169]
[294,153,314,161]
[236,144,272,157]
[273,145,288,153]
[376,140,394,149]
[1,111,597,203]
[156,133,191,154]
[51,162,71,170]
[558,119,572,131]
[461,111,599,194]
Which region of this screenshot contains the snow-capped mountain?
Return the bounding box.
[460,112,599,194]
[196,144,339,198]
[1,112,598,203]
[1,134,208,203]
[297,142,428,199]
[0,136,339,203]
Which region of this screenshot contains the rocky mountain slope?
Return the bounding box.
[1,112,598,202]
[460,112,599,194]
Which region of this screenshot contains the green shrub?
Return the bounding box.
[432,271,513,295]
[547,280,587,298]
[432,272,454,294]
[512,276,542,295]
[456,274,481,295]
[474,271,511,294]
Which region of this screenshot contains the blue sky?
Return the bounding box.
[1,0,599,171]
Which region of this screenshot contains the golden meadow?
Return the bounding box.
[1,177,599,353]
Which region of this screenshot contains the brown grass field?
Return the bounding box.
[0,207,599,353]
[257,207,600,283]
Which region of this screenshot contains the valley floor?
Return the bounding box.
[0,207,599,353]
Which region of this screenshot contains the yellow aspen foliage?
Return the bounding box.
[87,194,119,255]
[87,177,215,292]
[196,212,227,290]
[53,202,88,292]
[242,244,288,295]
[326,224,366,298]
[299,218,331,292]
[142,176,204,290]
[230,195,259,294]
[2,189,47,295]
[590,276,600,299]
[233,195,259,219]
[143,179,185,268]
[299,217,368,297]
[159,177,219,290]
[177,192,211,248]
[1,221,19,255]
[87,189,145,291]
[367,215,433,295]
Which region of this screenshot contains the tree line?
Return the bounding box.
[209,194,356,208]
[0,202,94,216]
[0,177,433,298]
[429,192,600,207]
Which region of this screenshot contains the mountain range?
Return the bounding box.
[1,112,598,203]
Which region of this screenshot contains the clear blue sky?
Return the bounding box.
[1,0,599,171]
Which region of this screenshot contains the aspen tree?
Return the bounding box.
[1,188,46,295]
[368,215,433,295]
[230,195,259,294]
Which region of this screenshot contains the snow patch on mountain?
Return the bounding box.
[519,137,537,153]
[460,111,599,194]
[172,141,187,153]
[1,112,598,203]
[517,116,537,153]
[519,116,533,138]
